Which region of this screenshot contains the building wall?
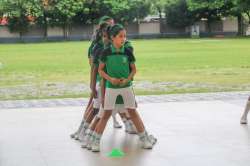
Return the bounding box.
[126,23,139,35]
[0,26,19,38]
[0,17,241,42]
[223,17,238,32]
[161,23,186,33]
[47,27,64,37]
[23,26,44,37]
[139,22,160,34]
[69,25,93,37]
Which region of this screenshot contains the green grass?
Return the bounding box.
[0,38,250,100]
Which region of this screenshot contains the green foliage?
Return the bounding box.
[165,0,197,28]
[0,0,34,36]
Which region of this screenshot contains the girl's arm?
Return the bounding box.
[100,78,106,107]
[90,64,98,98]
[120,63,136,86]
[98,63,120,85]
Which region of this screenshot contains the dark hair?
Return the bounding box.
[107,24,125,39]
[98,16,112,25]
[95,22,109,42]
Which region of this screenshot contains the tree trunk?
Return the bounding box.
[63,22,70,40]
[237,14,244,36]
[158,7,163,34]
[43,13,48,39]
[247,12,250,24]
[63,25,67,40]
[19,31,22,41]
[207,19,212,33]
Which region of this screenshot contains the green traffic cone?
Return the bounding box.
[107,148,125,158]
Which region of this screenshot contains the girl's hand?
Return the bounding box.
[91,88,97,98]
[101,97,105,108]
[120,78,129,86]
[110,77,120,85]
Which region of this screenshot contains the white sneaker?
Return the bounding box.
[141,137,153,149]
[91,140,100,152]
[81,140,88,148]
[113,121,122,128]
[87,142,92,150]
[78,129,88,142]
[148,135,157,145]
[240,118,248,124]
[81,134,93,149]
[70,132,78,139]
[81,135,89,148]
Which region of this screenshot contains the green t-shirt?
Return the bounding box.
[100,44,136,89]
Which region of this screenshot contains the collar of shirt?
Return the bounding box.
[111,44,125,54]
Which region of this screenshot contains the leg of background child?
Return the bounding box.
[78,99,99,141]
[81,106,104,150]
[116,106,137,134]
[84,102,94,119]
[91,110,112,152]
[81,116,100,149]
[240,96,250,124]
[70,100,93,139]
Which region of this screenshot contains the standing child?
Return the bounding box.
[70,16,120,139]
[91,24,155,152]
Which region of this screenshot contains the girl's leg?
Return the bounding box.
[118,111,137,134]
[112,113,122,128]
[81,116,100,149]
[241,96,250,124]
[70,101,94,139]
[127,109,152,149]
[78,106,99,141]
[91,110,112,152]
[84,102,94,119]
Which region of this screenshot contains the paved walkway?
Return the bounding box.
[0,91,249,109]
[1,92,250,166]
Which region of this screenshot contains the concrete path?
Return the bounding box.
[0,92,250,166]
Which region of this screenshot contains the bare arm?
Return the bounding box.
[98,63,120,85]
[90,56,97,97]
[120,63,136,86]
[100,78,106,107]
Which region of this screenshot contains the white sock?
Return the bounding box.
[122,118,130,129]
[94,133,102,142]
[138,131,147,140]
[85,129,94,140]
[76,120,85,134]
[112,114,118,123]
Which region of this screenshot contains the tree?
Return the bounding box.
[0,0,34,38]
[86,0,151,24]
[165,0,197,28]
[151,0,172,33]
[49,0,85,39]
[233,0,250,35]
[187,0,231,32]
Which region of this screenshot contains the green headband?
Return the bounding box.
[109,24,124,37]
[99,16,112,25]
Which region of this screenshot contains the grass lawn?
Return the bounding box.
[0,38,250,100]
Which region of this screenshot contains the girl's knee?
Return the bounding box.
[128,109,137,116]
[102,110,112,119]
